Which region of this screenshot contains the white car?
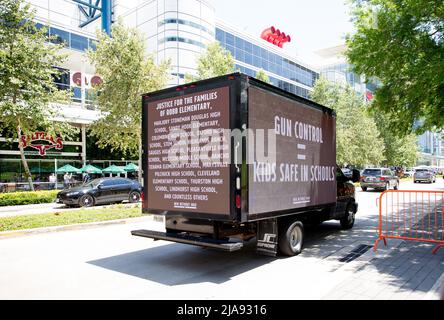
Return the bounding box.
[404,169,415,178]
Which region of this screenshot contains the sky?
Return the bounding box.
[213,0,355,65]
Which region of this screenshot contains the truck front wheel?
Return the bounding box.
[279,220,304,256]
[340,203,355,229]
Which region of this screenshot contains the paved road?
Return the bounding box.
[0,180,443,299]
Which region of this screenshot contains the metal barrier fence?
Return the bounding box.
[374,190,444,254]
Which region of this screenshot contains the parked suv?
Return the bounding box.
[360,168,400,191]
[413,169,436,184]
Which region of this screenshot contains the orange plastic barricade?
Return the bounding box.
[374,190,444,254]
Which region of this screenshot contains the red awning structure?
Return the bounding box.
[261,26,291,48]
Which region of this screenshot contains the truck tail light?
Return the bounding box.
[141,191,145,209]
[380,177,386,181]
[235,195,241,209]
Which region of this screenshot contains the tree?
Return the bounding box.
[87,20,170,180]
[185,42,234,82]
[346,0,444,135]
[255,69,271,83]
[373,113,419,167]
[311,77,385,167]
[0,0,71,191]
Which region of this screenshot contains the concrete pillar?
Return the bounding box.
[81,125,87,165]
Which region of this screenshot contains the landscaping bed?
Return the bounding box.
[0,190,59,207]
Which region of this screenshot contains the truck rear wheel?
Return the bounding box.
[278,220,304,256]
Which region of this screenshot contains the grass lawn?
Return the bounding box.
[0,205,143,232]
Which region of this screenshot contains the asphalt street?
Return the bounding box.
[0,179,443,299]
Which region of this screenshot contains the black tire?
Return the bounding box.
[361,187,367,191]
[394,181,399,190]
[79,194,94,207]
[385,182,389,191]
[278,220,304,256]
[129,191,141,203]
[340,203,356,229]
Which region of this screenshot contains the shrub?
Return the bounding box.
[0,190,59,207]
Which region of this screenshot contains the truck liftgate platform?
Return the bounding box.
[131,230,244,252]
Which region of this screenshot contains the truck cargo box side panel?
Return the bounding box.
[145,86,231,216]
[248,86,337,215]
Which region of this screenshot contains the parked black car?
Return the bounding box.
[56,177,142,207]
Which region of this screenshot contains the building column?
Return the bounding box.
[81,124,87,165]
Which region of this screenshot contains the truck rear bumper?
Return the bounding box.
[131,229,244,252]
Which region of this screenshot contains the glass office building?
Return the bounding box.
[215,22,318,99]
[1,0,323,187]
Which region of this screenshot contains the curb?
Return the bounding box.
[0,215,158,239]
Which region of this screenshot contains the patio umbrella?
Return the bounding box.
[123,163,139,172]
[102,165,125,174]
[56,164,81,174]
[81,164,102,174]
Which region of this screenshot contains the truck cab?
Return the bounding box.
[335,167,359,229]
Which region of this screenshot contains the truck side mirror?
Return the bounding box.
[351,169,360,183]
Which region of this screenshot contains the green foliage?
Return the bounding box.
[311,77,385,167]
[0,0,74,191]
[87,19,170,157]
[346,0,444,135]
[373,112,419,167]
[0,205,141,231]
[0,190,58,206]
[185,42,234,82]
[255,69,271,83]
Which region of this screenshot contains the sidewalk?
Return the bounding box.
[0,202,139,218]
[0,202,67,218]
[322,240,444,300]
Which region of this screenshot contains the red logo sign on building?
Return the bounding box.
[261,26,292,48]
[20,132,63,156]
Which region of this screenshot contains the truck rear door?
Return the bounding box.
[142,80,239,221]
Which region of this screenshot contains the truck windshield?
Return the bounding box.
[363,169,382,176]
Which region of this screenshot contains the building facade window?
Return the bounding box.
[217,28,318,97]
[36,23,96,53]
[159,36,206,49]
[159,19,215,37]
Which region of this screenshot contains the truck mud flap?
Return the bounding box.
[131,230,244,252]
[256,218,278,256]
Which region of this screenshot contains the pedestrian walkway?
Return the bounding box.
[322,240,444,300]
[0,202,139,218]
[0,202,66,218]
